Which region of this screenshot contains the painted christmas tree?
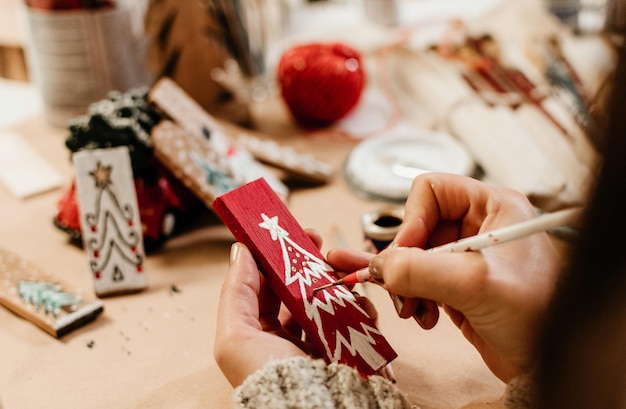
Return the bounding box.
[85,161,143,284]
[73,147,148,296]
[18,280,81,318]
[258,212,388,372]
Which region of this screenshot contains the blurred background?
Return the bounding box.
[0,0,622,209]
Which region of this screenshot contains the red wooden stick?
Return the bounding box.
[212,178,397,376]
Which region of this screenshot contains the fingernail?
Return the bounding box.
[229,243,240,265]
[413,302,428,328]
[390,294,405,315]
[369,255,385,284]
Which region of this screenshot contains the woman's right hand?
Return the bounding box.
[330,173,565,382]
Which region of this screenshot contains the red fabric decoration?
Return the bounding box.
[277,42,366,128]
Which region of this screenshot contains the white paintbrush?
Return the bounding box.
[314,206,583,291]
[428,206,583,253]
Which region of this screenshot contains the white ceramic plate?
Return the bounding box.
[344,129,475,202]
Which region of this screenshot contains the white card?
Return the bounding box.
[0,132,62,198]
[72,147,148,296]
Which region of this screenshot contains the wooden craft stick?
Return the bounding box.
[227,128,335,184]
[212,178,397,376]
[0,247,104,338]
[73,147,148,296]
[447,100,566,203]
[151,120,239,206]
[148,77,288,196]
[150,77,333,185]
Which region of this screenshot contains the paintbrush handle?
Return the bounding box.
[430,207,582,254]
[341,206,583,285]
[347,267,371,284]
[332,207,583,287]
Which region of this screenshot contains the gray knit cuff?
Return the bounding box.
[504,370,539,409]
[233,356,411,409]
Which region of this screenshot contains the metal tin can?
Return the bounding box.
[361,206,404,253]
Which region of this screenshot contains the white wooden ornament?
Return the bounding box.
[72,147,148,296]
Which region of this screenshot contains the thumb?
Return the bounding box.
[370,246,488,311]
[217,243,262,333]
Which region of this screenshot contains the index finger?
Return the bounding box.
[393,173,534,248]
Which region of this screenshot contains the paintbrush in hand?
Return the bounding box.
[314,206,583,293]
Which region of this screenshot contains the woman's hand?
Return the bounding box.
[215,229,378,387]
[330,173,564,382]
[214,239,312,387]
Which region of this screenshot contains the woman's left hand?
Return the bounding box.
[215,240,312,387]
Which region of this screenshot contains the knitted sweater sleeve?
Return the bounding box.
[504,370,539,409]
[232,356,412,409]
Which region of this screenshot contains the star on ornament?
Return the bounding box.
[259,213,288,241]
[89,161,113,189]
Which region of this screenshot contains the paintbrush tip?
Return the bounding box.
[313,281,338,294]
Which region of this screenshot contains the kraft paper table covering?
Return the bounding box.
[0,101,507,409]
[0,1,596,406]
